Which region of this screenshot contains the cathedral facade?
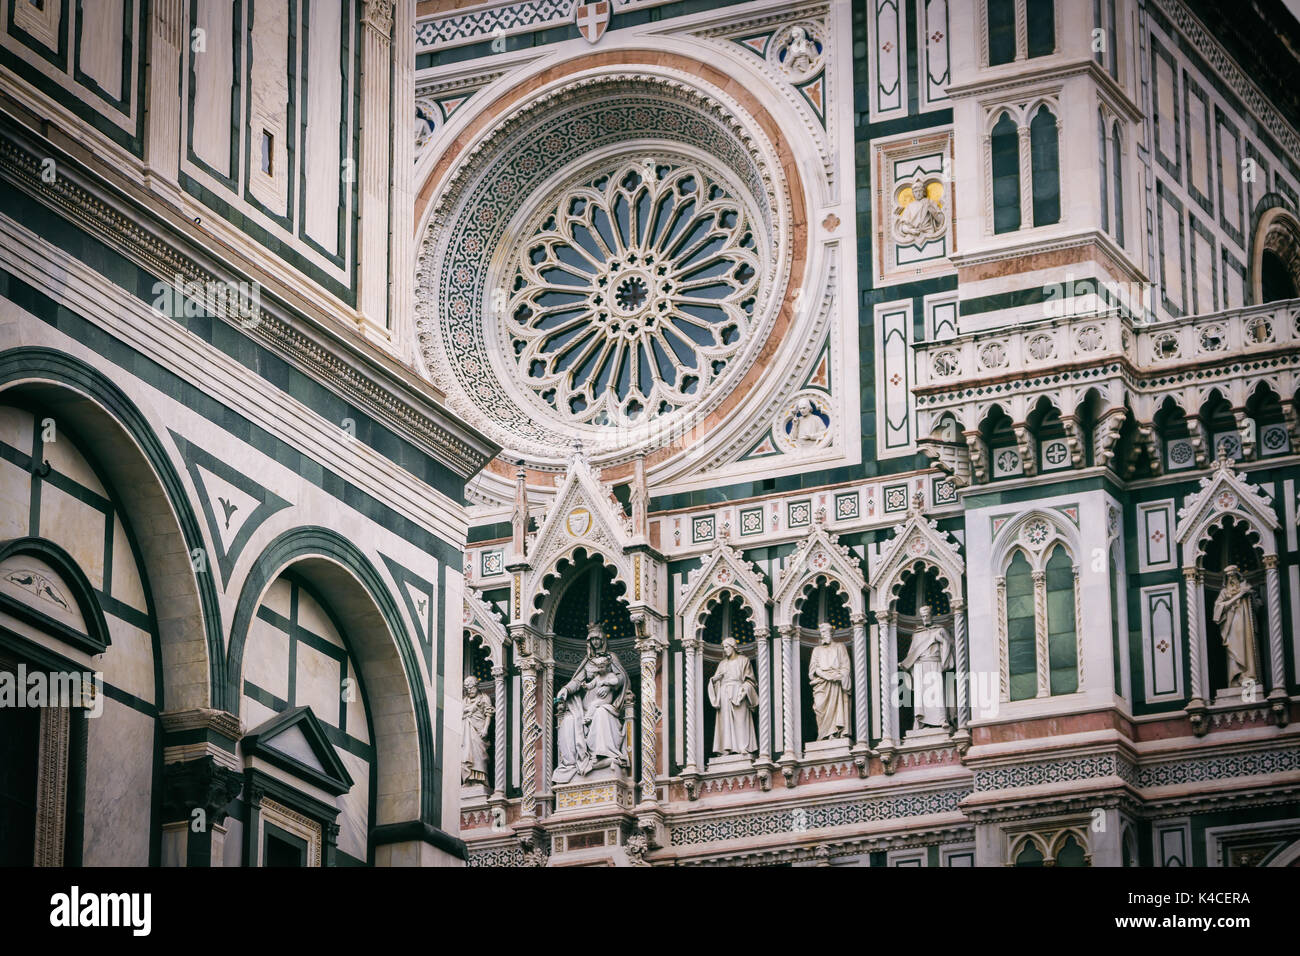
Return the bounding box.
[1,0,1299,868]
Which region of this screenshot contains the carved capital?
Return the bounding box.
[162,756,243,827]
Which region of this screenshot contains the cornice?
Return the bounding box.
[0,114,498,480]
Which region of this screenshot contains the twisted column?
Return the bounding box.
[851,613,869,743]
[636,638,662,807]
[996,577,1009,701]
[1184,568,1204,703]
[518,655,539,821]
[491,665,507,801]
[953,601,970,728]
[778,625,798,761]
[682,637,702,774]
[1263,555,1286,694]
[755,627,772,763]
[1033,569,1049,697]
[1073,566,1084,690]
[878,613,897,748]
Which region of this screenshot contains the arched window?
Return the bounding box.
[1056,833,1089,866]
[1006,551,1036,700]
[987,0,1055,65]
[1112,121,1125,246]
[1030,105,1061,227]
[992,111,1021,233]
[988,0,1016,65]
[1026,0,1055,58]
[1098,113,1109,234]
[1014,839,1045,866]
[1045,545,1078,694]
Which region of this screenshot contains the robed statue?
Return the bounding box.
[900,605,953,730]
[808,622,852,739]
[552,626,630,783]
[1213,566,1259,688]
[708,637,758,755]
[461,677,494,787]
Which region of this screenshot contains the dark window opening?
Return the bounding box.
[988,0,1016,65]
[1030,106,1061,226]
[1261,249,1298,302]
[261,130,274,175]
[991,112,1021,233]
[1027,0,1055,57]
[0,702,41,865]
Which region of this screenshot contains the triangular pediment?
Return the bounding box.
[1175,455,1279,555]
[679,538,770,631]
[772,520,866,619]
[527,454,633,575]
[870,499,965,606]
[243,706,353,796]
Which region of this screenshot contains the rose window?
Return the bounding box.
[505,162,761,426]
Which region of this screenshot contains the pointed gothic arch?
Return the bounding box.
[678,538,772,782]
[1175,456,1287,720]
[869,496,969,747]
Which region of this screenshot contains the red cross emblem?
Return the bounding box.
[575,1,610,44]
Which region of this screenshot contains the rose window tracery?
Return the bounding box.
[506,161,761,426]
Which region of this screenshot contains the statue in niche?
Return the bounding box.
[708,637,758,756]
[790,397,829,447]
[893,176,946,245]
[461,677,494,787]
[1213,566,1259,688]
[552,626,630,784]
[628,454,648,538]
[808,622,852,739]
[900,605,954,731]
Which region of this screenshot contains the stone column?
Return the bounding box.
[357,0,394,337]
[953,601,971,729]
[491,666,507,801]
[1032,569,1049,697]
[878,613,897,749]
[754,627,773,764]
[635,637,662,807]
[517,655,540,823]
[778,625,799,762]
[851,613,869,743]
[681,636,702,776]
[1184,568,1205,704]
[1263,555,1288,723]
[1018,124,1034,228]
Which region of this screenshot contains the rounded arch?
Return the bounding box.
[226,527,437,827]
[787,571,862,622]
[991,509,1081,572]
[691,586,764,639]
[0,346,220,711]
[530,545,633,634]
[878,557,962,615]
[1249,196,1300,304]
[0,536,111,653]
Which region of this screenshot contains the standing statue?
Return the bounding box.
[708,637,758,756]
[511,466,529,557]
[1213,566,1259,687]
[900,605,954,730]
[808,622,852,739]
[461,677,494,787]
[552,626,630,783]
